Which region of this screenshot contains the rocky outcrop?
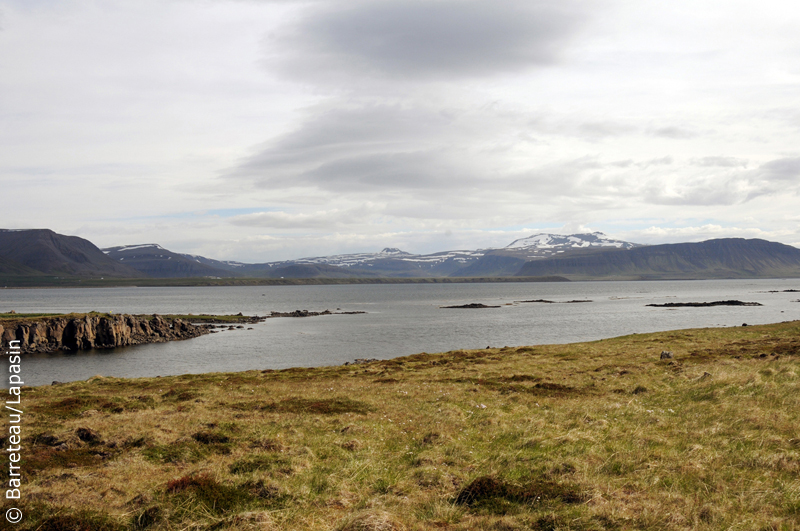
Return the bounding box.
[267,310,366,318]
[0,314,209,354]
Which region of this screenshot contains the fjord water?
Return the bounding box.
[3,279,800,387]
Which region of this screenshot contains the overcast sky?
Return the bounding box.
[2,0,799,262]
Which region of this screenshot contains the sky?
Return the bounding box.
[1,0,799,262]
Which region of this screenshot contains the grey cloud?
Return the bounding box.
[759,157,800,181]
[299,150,477,192]
[242,105,456,166]
[229,95,800,216]
[229,99,673,208]
[257,149,481,193]
[648,126,697,139]
[232,104,481,192]
[764,108,800,129]
[525,115,638,141]
[230,205,378,229]
[505,157,614,200]
[271,0,585,82]
[638,156,673,167]
[644,180,743,206]
[642,156,800,206]
[576,121,636,139]
[610,159,634,167]
[738,157,800,201]
[230,101,602,199]
[691,156,748,168]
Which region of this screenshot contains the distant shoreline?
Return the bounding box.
[0,275,570,289]
[5,273,800,289]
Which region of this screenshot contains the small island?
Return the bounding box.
[516,299,593,304]
[646,300,763,308]
[440,303,501,309]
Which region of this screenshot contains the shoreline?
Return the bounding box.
[0,275,571,289]
[18,319,796,388]
[4,274,800,290]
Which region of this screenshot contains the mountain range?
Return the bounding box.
[2,228,800,282]
[102,232,639,279]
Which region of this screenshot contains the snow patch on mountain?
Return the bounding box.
[506,232,637,251]
[104,244,166,254]
[283,247,485,268]
[182,254,247,267]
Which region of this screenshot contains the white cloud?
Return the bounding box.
[626,224,800,246]
[229,205,381,229]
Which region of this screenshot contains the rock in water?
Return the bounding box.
[440,303,501,309]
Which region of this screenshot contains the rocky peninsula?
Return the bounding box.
[0,309,368,354]
[0,313,210,354]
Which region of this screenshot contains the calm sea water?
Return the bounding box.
[3,279,799,386]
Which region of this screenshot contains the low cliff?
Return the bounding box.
[0,313,209,354]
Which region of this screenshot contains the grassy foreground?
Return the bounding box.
[4,322,800,530]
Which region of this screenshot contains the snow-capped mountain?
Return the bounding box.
[103,244,241,278]
[506,232,637,250]
[247,233,640,275]
[502,232,640,260]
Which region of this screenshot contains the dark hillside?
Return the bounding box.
[0,229,142,277]
[449,253,527,277]
[266,263,377,279]
[0,254,44,276]
[103,245,240,278]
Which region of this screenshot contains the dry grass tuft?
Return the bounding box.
[336,510,406,531]
[262,396,375,415]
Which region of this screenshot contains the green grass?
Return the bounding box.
[0,311,256,324]
[5,321,800,530]
[0,312,67,320]
[0,311,113,321]
[161,313,259,323]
